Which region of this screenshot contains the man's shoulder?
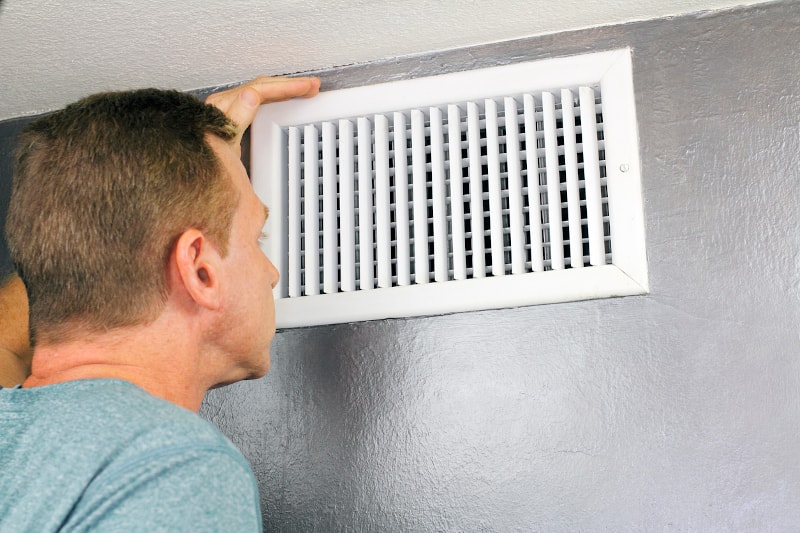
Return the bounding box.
[43,379,236,448]
[2,378,245,468]
[0,379,261,532]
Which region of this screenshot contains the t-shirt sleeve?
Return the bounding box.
[62,445,262,532]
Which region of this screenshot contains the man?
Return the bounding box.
[0,76,319,530]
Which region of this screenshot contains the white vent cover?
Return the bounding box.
[252,48,647,328]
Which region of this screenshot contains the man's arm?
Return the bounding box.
[0,274,31,387]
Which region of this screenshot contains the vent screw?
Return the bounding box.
[619,163,630,173]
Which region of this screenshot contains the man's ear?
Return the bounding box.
[172,229,222,310]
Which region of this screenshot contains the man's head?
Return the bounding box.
[7,89,240,344]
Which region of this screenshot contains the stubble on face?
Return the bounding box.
[207,135,278,383]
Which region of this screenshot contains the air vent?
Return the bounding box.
[252,49,647,328]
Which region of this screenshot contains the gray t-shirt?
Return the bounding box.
[0,379,262,532]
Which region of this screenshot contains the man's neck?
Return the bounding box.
[23,317,212,412]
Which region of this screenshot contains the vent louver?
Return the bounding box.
[252,49,647,328]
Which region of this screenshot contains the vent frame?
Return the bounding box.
[252,48,647,328]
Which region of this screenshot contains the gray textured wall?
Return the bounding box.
[204,2,800,529]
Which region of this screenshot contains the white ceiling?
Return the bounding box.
[0,0,770,121]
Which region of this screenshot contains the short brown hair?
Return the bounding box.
[7,89,239,344]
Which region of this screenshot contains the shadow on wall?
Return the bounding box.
[0,120,32,280]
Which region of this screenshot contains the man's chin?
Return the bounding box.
[246,360,270,380]
[211,353,270,388]
[246,351,271,380]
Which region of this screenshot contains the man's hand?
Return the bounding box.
[205,76,320,149]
